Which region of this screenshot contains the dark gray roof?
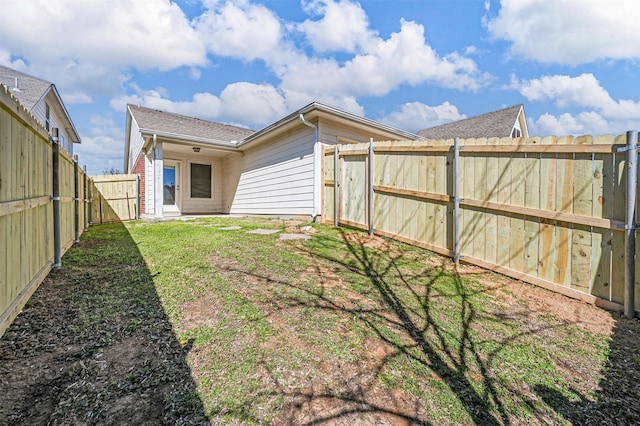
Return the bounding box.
[128,104,255,142]
[417,104,523,140]
[0,64,52,111]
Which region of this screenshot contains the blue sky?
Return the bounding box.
[1,0,639,174]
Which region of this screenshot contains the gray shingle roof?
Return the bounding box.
[417,104,523,140]
[128,104,255,142]
[0,64,52,111]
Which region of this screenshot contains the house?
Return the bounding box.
[0,65,81,155]
[124,102,417,219]
[417,104,528,140]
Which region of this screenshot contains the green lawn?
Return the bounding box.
[122,217,615,424]
[4,216,635,425]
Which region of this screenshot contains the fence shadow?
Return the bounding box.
[534,315,640,424]
[0,222,207,424]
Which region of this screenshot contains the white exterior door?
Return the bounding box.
[163,161,181,214]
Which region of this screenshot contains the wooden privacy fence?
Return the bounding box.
[91,174,139,224]
[0,86,139,337]
[324,133,640,315]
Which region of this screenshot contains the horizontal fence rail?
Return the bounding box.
[323,134,640,315]
[0,86,140,337]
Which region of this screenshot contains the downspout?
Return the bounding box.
[152,134,158,217]
[299,114,320,221]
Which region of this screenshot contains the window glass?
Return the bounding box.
[45,103,50,131]
[190,163,211,198]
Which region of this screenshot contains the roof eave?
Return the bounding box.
[238,102,418,148]
[46,85,82,143]
[139,129,240,152]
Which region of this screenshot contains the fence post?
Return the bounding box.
[368,138,374,236]
[334,144,339,227]
[88,178,93,225]
[625,130,638,318]
[83,166,88,231]
[73,155,80,243]
[51,128,61,269]
[453,137,462,266]
[135,174,140,220]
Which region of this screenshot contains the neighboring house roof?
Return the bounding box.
[0,64,81,143]
[128,104,255,143]
[417,104,528,140]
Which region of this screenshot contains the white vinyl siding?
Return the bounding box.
[320,120,398,145]
[145,150,154,215]
[224,128,315,215]
[128,118,145,172]
[32,100,74,155]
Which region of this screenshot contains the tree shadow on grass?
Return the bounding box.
[0,222,207,425]
[219,228,577,424]
[534,315,640,425]
[299,229,510,424]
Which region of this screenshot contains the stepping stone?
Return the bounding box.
[279,233,311,240]
[220,226,242,230]
[247,229,280,235]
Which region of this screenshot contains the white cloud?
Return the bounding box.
[110,84,223,119]
[111,82,289,128]
[514,74,640,136]
[513,73,640,120]
[298,0,376,53]
[279,18,489,101]
[381,102,466,133]
[195,0,282,61]
[0,0,206,99]
[486,0,640,64]
[74,116,126,175]
[219,82,286,126]
[1,0,206,70]
[528,112,611,137]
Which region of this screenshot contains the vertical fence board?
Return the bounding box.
[591,135,613,298]
[460,138,475,257]
[611,134,628,303]
[473,139,488,262]
[523,138,541,277]
[571,136,594,293]
[484,138,500,265]
[496,137,512,269]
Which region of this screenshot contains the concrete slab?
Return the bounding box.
[279,233,311,240]
[247,229,281,235]
[220,226,242,230]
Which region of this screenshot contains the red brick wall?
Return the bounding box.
[131,154,146,214]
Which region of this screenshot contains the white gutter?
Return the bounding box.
[139,129,239,151]
[299,113,321,221]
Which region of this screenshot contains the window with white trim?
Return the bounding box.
[190,163,212,198]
